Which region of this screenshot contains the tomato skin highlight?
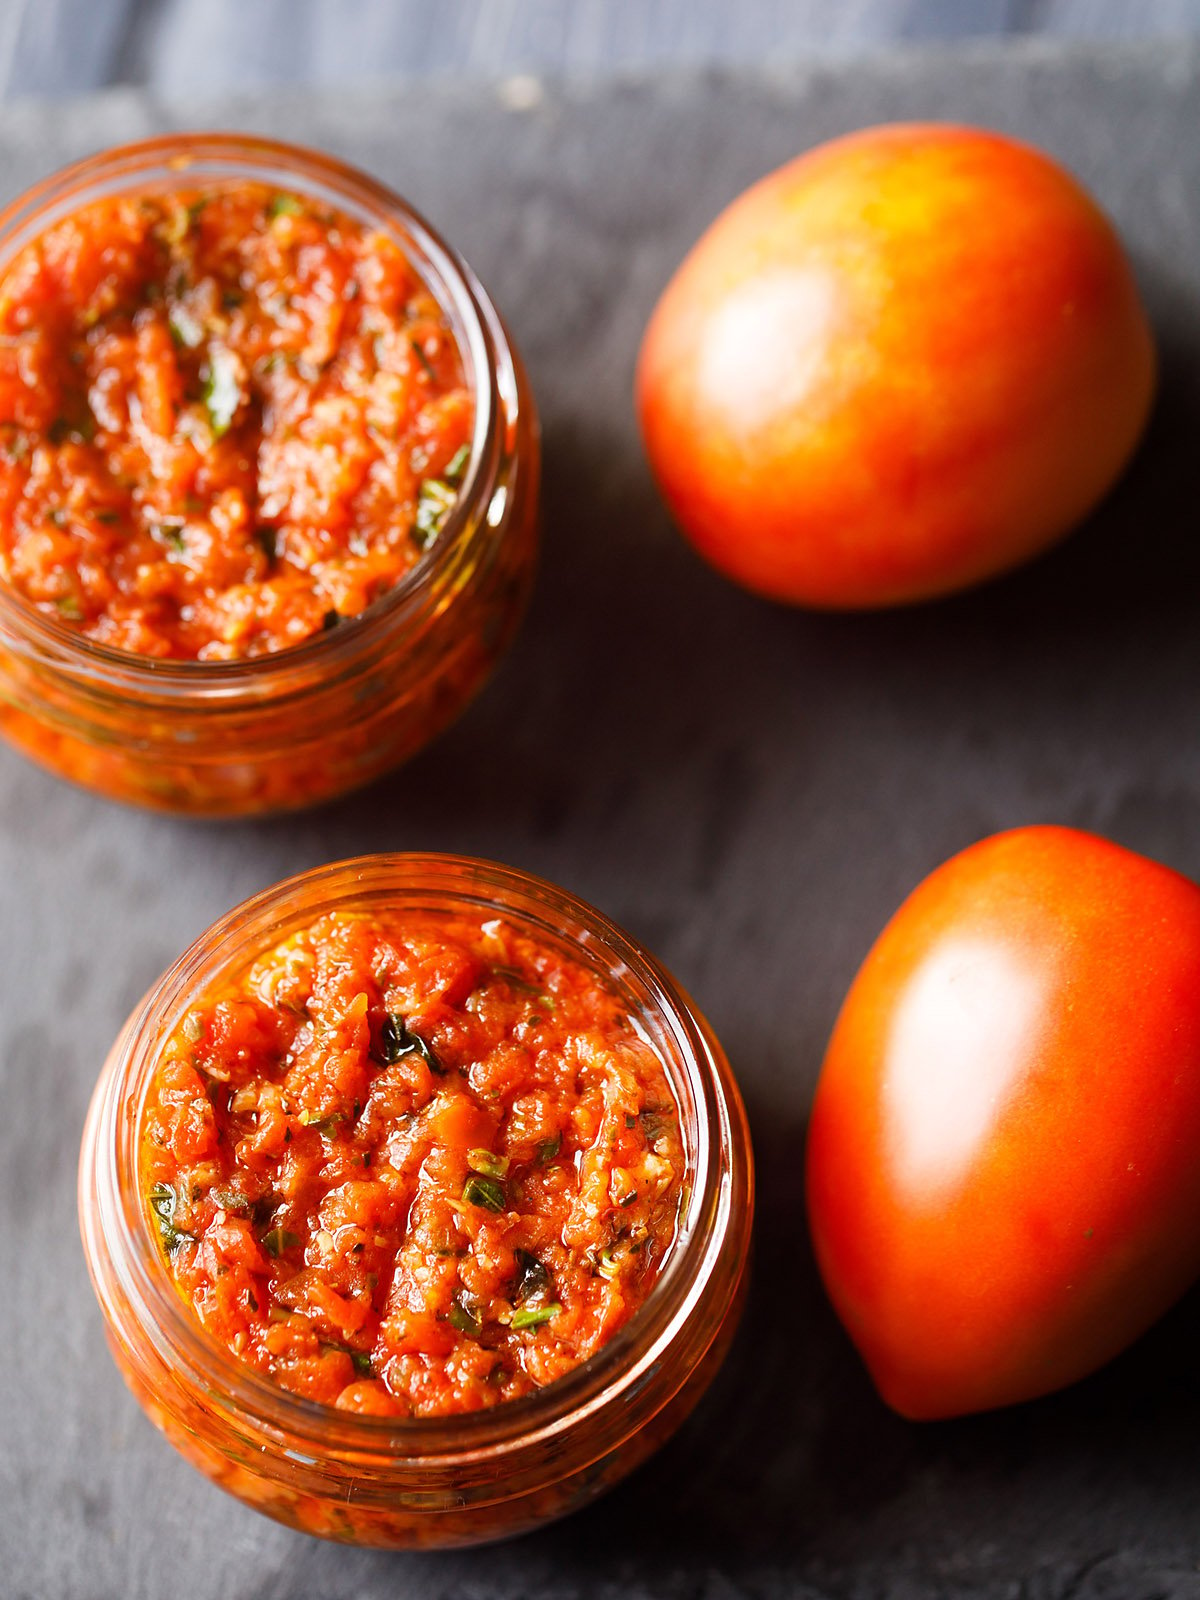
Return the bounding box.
[636,123,1156,608]
[806,826,1200,1420]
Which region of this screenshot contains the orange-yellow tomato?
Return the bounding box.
[636,124,1156,608]
[806,827,1200,1420]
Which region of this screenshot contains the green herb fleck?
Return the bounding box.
[512,1248,551,1304]
[414,477,457,550]
[536,1134,562,1168]
[0,428,29,463]
[54,596,83,622]
[153,521,187,553]
[511,1303,561,1331]
[491,964,544,999]
[148,1182,194,1254]
[202,348,241,437]
[262,1226,300,1258]
[268,193,304,219]
[168,307,203,349]
[448,1299,482,1337]
[462,1173,506,1213]
[597,1242,621,1278]
[624,1113,636,1130]
[95,509,121,526]
[378,1013,444,1074]
[320,1340,375,1376]
[443,443,470,483]
[640,1108,674,1142]
[48,413,96,446]
[410,338,437,382]
[467,1147,509,1179]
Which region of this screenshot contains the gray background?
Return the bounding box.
[7,0,1200,101]
[3,34,1200,1600]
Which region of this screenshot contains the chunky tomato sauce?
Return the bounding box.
[139,912,685,1416]
[0,182,471,658]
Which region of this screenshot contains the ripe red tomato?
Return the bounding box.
[636,124,1155,608]
[806,827,1200,1419]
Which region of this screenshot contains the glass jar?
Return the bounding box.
[0,135,538,815]
[78,854,755,1548]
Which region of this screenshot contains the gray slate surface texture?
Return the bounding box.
[2,38,1200,1600]
[12,0,1200,101]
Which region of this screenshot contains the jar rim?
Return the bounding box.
[0,132,506,689]
[82,852,754,1464]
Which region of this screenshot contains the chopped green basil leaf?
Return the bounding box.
[268,193,304,219]
[511,1303,561,1331]
[378,1014,444,1074]
[443,443,470,483]
[153,521,187,553]
[319,1339,375,1376]
[262,1225,300,1258]
[462,1173,506,1213]
[597,1243,621,1277]
[448,1299,482,1337]
[148,1181,194,1254]
[299,1110,344,1140]
[467,1147,509,1179]
[202,348,241,437]
[168,306,204,349]
[536,1133,561,1166]
[410,338,437,381]
[414,477,457,550]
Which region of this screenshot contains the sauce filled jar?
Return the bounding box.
[78,854,754,1548]
[0,135,538,814]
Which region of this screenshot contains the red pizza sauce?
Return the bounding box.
[138,910,686,1416]
[0,181,472,659]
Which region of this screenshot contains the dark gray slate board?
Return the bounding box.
[3,39,1200,1600]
